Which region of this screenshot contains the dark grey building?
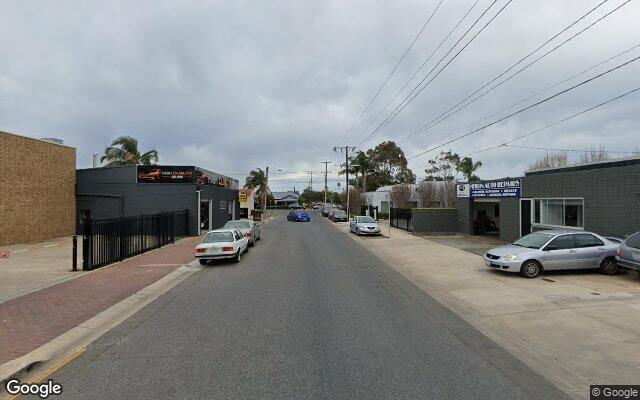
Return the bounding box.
[76,165,240,236]
[454,157,640,242]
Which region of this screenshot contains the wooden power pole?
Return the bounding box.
[262,166,269,220]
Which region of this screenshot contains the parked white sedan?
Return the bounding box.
[223,219,261,246]
[350,216,381,236]
[195,229,248,265]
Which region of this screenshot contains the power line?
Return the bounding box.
[398,0,623,145]
[340,0,447,143]
[407,42,640,152]
[454,86,640,158]
[359,0,513,149]
[503,144,639,154]
[348,0,481,147]
[407,54,640,161]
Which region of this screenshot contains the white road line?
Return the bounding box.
[13,249,28,252]
[43,244,59,248]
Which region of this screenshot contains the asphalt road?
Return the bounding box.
[46,212,568,400]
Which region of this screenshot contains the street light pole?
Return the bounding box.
[262,166,269,221]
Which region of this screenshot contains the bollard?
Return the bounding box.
[72,235,78,271]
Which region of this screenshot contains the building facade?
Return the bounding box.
[0,131,76,245]
[76,165,240,236]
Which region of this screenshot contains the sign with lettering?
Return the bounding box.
[469,179,521,198]
[137,166,195,183]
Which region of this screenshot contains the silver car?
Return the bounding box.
[223,219,261,246]
[615,231,640,272]
[484,230,619,278]
[350,216,381,236]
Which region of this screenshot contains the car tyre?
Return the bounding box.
[199,259,208,265]
[234,250,241,263]
[598,257,618,275]
[249,239,255,247]
[356,228,361,236]
[520,260,541,279]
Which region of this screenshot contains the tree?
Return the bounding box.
[389,184,413,209]
[424,150,459,182]
[101,135,158,167]
[366,141,416,190]
[416,181,438,207]
[338,150,376,192]
[456,156,482,181]
[340,187,365,214]
[527,152,569,171]
[244,168,268,198]
[578,146,609,164]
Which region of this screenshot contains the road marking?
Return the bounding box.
[138,264,182,267]
[43,244,59,248]
[6,348,86,399]
[13,249,28,253]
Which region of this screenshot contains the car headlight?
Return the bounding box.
[500,255,519,261]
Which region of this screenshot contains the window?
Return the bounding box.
[533,198,584,229]
[626,233,640,249]
[220,200,227,210]
[546,235,575,250]
[574,234,603,248]
[203,232,234,243]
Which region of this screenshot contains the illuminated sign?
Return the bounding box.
[137,166,196,183]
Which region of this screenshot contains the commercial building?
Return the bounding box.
[364,182,449,213]
[238,188,255,219]
[76,165,240,236]
[0,131,76,246]
[410,157,640,241]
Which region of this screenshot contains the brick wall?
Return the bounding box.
[0,131,76,245]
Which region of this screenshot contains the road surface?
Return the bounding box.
[47,212,568,399]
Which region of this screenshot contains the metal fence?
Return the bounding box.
[81,210,189,271]
[390,208,412,231]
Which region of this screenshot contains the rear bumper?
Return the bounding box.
[616,256,640,270]
[483,256,521,273]
[195,253,235,260]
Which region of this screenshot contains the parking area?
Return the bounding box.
[330,221,640,400]
[0,236,82,303]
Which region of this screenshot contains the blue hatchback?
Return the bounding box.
[296,211,311,222]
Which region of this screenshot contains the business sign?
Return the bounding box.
[239,192,247,202]
[137,166,195,183]
[469,179,521,198]
[456,183,470,198]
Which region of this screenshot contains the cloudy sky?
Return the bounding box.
[1,0,638,191]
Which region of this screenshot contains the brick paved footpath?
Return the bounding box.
[0,235,202,365]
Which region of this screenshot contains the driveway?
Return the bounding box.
[330,220,640,400]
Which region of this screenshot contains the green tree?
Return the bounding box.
[424,150,460,182]
[244,168,268,198]
[338,150,376,192]
[365,141,416,190]
[101,135,158,167]
[456,156,482,181]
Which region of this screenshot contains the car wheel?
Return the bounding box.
[199,259,207,265]
[234,250,241,263]
[599,257,618,275]
[249,239,255,247]
[520,260,541,278]
[356,228,361,236]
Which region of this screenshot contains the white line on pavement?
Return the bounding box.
[43,244,59,248]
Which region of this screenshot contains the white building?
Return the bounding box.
[364,182,450,212]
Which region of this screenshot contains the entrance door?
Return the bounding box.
[520,199,532,237]
[200,201,211,231]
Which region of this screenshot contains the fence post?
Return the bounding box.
[140,214,145,251]
[82,217,92,271]
[171,211,175,244]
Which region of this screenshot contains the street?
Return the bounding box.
[46,212,567,400]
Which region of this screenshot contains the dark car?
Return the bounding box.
[332,210,348,222]
[287,211,298,221]
[616,232,640,272]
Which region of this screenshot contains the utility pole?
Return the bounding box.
[334,146,355,215]
[321,161,331,204]
[307,171,316,191]
[262,166,269,221]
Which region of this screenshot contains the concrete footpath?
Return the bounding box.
[331,220,640,400]
[0,234,203,385]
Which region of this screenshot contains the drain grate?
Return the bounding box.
[541,278,557,282]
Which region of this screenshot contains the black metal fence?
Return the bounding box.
[81,210,189,271]
[390,208,412,231]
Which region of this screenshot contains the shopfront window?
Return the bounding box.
[533,198,584,229]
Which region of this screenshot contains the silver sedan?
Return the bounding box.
[484,230,619,278]
[223,220,261,246]
[349,216,381,236]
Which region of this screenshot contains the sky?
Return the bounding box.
[1,0,639,191]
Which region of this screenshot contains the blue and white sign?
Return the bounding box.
[469,179,521,198]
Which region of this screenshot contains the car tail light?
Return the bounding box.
[222,246,234,252]
[616,248,622,257]
[245,232,253,237]
[196,248,205,253]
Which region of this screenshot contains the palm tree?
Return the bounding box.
[456,156,482,181]
[101,136,159,167]
[244,168,268,197]
[339,151,376,192]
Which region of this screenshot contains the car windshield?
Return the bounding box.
[203,232,234,243]
[224,221,251,229]
[357,216,376,223]
[513,233,553,249]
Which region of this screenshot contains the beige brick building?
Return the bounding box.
[0,131,76,246]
